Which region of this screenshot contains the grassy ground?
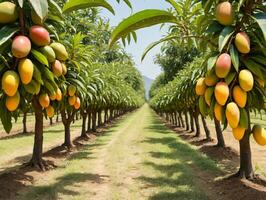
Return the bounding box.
[18,104,221,200]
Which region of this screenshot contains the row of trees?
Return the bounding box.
[0,0,144,170]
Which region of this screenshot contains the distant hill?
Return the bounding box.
[143,76,154,100]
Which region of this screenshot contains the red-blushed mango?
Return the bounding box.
[232,126,245,141]
[62,63,67,75]
[39,93,50,108]
[214,102,223,121]
[215,1,234,25]
[46,105,54,118]
[68,95,76,106]
[68,85,76,96]
[252,125,266,146]
[18,58,34,84]
[214,82,229,106]
[226,102,240,128]
[50,42,68,61]
[205,72,219,86]
[195,78,206,96]
[55,88,62,101]
[31,10,47,25]
[12,36,31,58]
[40,46,56,63]
[29,26,50,46]
[52,60,63,77]
[74,97,81,109]
[204,87,214,106]
[232,85,247,108]
[2,71,19,96]
[215,53,231,78]
[5,91,20,112]
[0,2,18,24]
[234,32,250,54]
[239,69,254,92]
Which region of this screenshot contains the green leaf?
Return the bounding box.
[239,108,248,129]
[33,65,43,85]
[122,0,132,9]
[218,26,234,52]
[109,9,177,47]
[0,26,19,47]
[28,0,48,20]
[237,0,246,11]
[0,99,12,133]
[253,13,266,42]
[199,96,208,117]
[225,71,236,85]
[63,0,115,14]
[230,45,239,72]
[166,0,182,15]
[31,49,49,66]
[207,54,218,71]
[242,59,264,80]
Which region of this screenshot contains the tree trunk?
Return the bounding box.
[214,118,225,147]
[30,98,44,170]
[97,111,102,127]
[185,112,189,131]
[87,111,91,132]
[56,111,59,122]
[179,112,184,128]
[104,109,108,124]
[23,112,27,133]
[49,117,53,125]
[194,112,201,137]
[201,115,211,140]
[63,121,73,149]
[189,111,195,132]
[80,111,87,138]
[92,111,97,132]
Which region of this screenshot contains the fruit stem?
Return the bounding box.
[19,8,25,35]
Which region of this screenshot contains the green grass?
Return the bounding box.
[19,104,221,200]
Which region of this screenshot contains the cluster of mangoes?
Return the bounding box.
[67,85,81,110]
[0,1,71,118]
[196,1,266,145]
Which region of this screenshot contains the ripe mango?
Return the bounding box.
[226,102,240,128]
[205,72,219,86]
[195,78,206,96]
[214,102,223,121]
[2,71,19,96]
[232,85,247,108]
[29,26,50,46]
[74,97,81,109]
[0,2,18,24]
[40,46,56,63]
[62,63,67,75]
[18,59,34,85]
[215,1,234,26]
[232,126,245,141]
[68,85,76,96]
[234,32,250,54]
[46,105,54,118]
[68,95,76,106]
[52,60,63,77]
[214,82,229,106]
[56,88,62,101]
[252,125,266,146]
[39,93,50,108]
[239,69,254,92]
[5,91,20,112]
[215,53,231,78]
[204,87,214,106]
[50,42,68,61]
[12,36,31,58]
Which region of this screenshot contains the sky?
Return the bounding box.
[100,0,171,79]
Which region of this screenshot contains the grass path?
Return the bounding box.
[19,104,222,200]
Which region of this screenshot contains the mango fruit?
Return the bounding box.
[12,36,31,58]
[215,1,234,26]
[5,91,20,112]
[68,95,76,106]
[214,102,223,121]
[29,26,50,46]
[46,105,54,118]
[49,91,56,101]
[68,85,76,96]
[40,46,56,63]
[2,71,20,96]
[232,85,247,108]
[205,72,219,86]
[214,82,229,106]
[239,69,254,92]
[56,88,62,101]
[18,59,34,85]
[215,53,231,78]
[195,78,206,96]
[252,125,266,146]
[0,2,18,24]
[52,60,63,77]
[50,42,68,61]
[226,102,240,128]
[39,93,50,108]
[24,79,40,95]
[204,87,214,106]
[62,63,67,75]
[74,97,81,109]
[232,126,245,141]
[234,32,250,54]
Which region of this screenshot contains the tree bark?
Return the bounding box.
[87,110,91,132]
[194,112,201,137]
[80,111,87,138]
[92,111,97,132]
[185,112,189,131]
[189,111,195,132]
[23,112,27,133]
[214,118,225,147]
[179,112,184,128]
[49,118,53,125]
[61,110,74,149]
[97,111,102,127]
[201,115,211,140]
